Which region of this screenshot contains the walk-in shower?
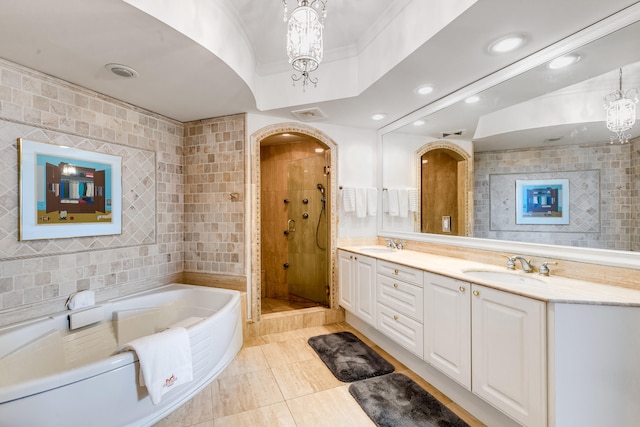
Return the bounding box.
[260,135,330,311]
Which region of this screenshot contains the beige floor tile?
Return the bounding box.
[287,385,376,427]
[210,369,284,418]
[153,384,214,427]
[242,336,266,347]
[260,337,318,368]
[217,345,270,379]
[213,402,296,427]
[271,357,343,400]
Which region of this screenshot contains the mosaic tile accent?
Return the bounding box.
[0,123,156,259]
[489,170,600,232]
[474,143,633,250]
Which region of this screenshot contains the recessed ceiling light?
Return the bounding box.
[465,95,480,104]
[413,120,426,126]
[371,113,386,121]
[414,85,435,95]
[488,35,526,54]
[548,54,580,70]
[314,148,325,153]
[105,63,139,78]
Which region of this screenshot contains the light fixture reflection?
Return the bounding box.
[548,54,580,69]
[604,68,638,144]
[489,35,526,53]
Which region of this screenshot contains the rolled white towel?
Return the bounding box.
[66,290,95,310]
[342,187,356,212]
[408,188,419,212]
[387,189,399,216]
[398,188,409,218]
[355,188,367,218]
[366,187,377,216]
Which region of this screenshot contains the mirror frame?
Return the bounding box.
[377,4,640,270]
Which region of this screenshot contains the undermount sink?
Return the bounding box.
[359,247,397,254]
[463,269,546,286]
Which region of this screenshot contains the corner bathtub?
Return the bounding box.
[0,284,243,427]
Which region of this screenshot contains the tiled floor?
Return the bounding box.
[154,322,485,427]
[261,297,323,315]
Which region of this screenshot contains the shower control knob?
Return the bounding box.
[302,212,309,219]
[283,263,289,269]
[283,230,290,235]
[284,199,290,204]
[302,198,309,204]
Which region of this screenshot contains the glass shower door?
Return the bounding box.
[286,155,329,306]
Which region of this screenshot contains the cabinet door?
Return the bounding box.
[337,251,355,312]
[355,255,376,326]
[424,272,471,390]
[472,284,546,427]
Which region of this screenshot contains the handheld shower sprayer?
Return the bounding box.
[316,183,325,195]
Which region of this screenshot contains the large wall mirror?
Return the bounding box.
[379,7,640,268]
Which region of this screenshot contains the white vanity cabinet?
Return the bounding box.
[424,273,546,427]
[423,272,471,390]
[376,260,424,358]
[471,284,546,427]
[338,250,377,326]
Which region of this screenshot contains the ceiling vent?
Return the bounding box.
[441,129,465,138]
[291,107,328,122]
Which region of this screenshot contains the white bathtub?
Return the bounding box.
[0,284,243,427]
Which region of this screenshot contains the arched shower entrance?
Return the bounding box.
[249,123,338,322]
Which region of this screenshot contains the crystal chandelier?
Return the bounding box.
[604,68,638,144]
[282,0,327,89]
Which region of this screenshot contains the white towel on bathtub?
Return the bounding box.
[120,327,193,404]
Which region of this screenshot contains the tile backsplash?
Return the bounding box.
[0,59,186,325]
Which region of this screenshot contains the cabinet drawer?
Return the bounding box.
[377,274,423,322]
[377,303,424,358]
[377,260,423,286]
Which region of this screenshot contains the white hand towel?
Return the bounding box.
[408,188,419,212]
[366,187,377,216]
[387,189,399,216]
[355,188,367,218]
[342,187,356,212]
[398,188,409,218]
[120,327,193,404]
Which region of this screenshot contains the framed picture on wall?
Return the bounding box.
[515,178,569,225]
[18,138,122,240]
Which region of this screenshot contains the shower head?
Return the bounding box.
[317,183,325,195]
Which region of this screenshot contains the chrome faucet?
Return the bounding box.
[512,255,534,273]
[384,238,404,250]
[385,238,396,249]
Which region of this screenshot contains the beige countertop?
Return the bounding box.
[339,245,640,307]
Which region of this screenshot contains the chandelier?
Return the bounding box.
[604,68,638,144]
[282,0,327,89]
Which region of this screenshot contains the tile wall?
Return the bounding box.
[474,142,638,250]
[183,116,245,277]
[0,59,185,326]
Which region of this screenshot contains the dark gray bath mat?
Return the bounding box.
[307,331,395,382]
[349,373,470,427]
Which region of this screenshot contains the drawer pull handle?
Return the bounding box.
[394,269,399,275]
[393,283,398,289]
[473,290,480,296]
[459,286,466,293]
[393,315,398,321]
